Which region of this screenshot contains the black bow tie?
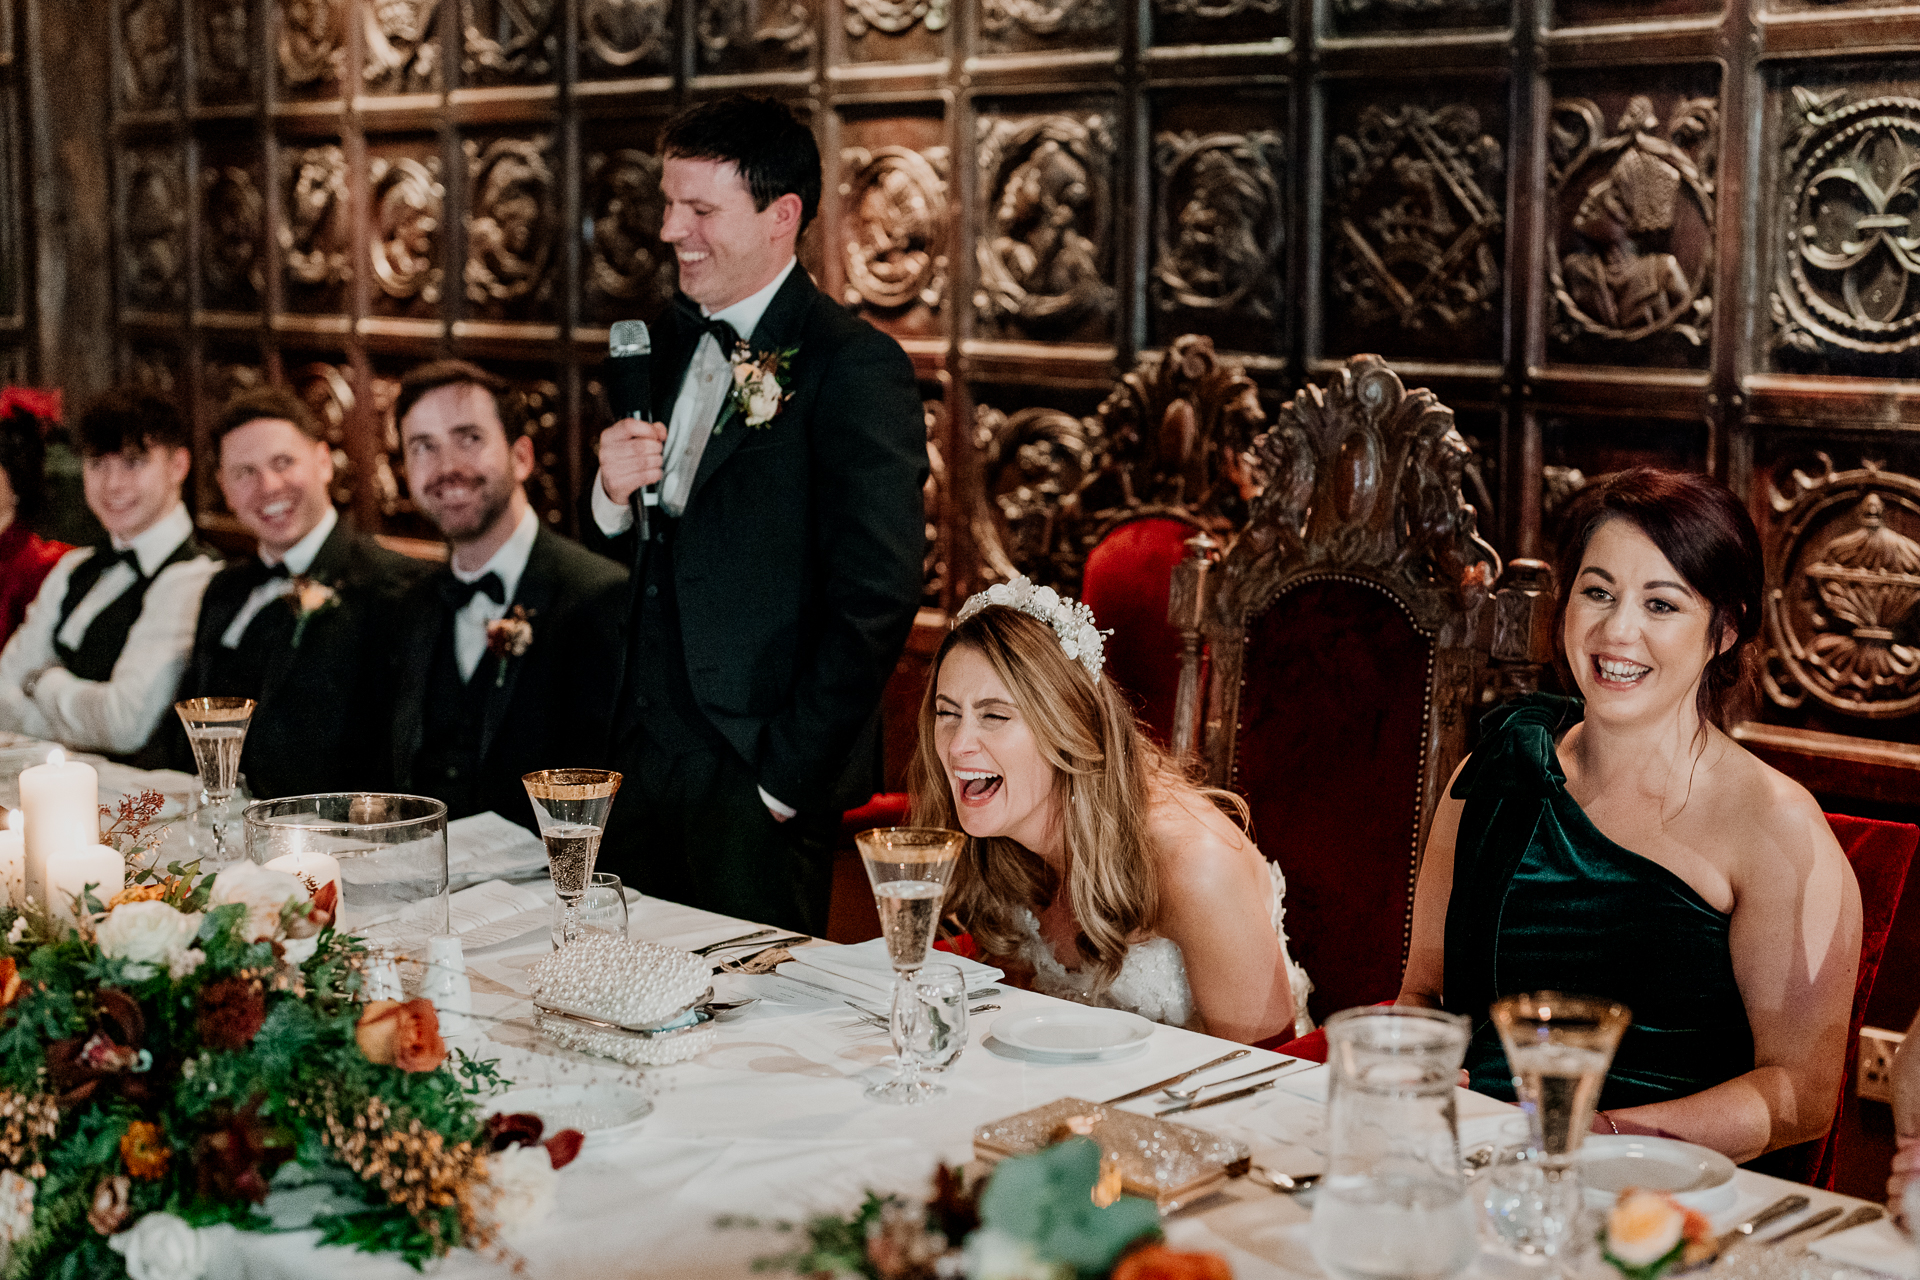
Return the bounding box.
[99,546,143,577]
[440,572,505,611]
[236,558,292,591]
[674,295,741,354]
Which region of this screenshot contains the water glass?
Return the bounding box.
[895,964,968,1074]
[1480,1120,1584,1260]
[578,872,629,939]
[1310,1005,1477,1280]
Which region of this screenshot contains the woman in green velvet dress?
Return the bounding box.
[1398,467,1861,1164]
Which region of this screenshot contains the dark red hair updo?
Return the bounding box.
[1552,466,1763,729]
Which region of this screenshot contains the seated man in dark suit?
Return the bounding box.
[171,386,430,797]
[391,360,628,832]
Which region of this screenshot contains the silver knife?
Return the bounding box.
[1156,1078,1277,1116]
[1705,1194,1811,1262]
[1101,1049,1251,1105]
[1800,1205,1884,1249]
[1759,1206,1841,1246]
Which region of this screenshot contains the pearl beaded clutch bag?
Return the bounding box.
[527,934,718,1066]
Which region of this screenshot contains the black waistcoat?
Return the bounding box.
[413,615,495,820]
[53,537,208,682]
[628,514,724,755]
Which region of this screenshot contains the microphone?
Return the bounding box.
[606,320,652,541]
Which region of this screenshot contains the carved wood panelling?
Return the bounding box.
[363,0,441,94]
[580,0,673,76]
[282,143,351,314]
[975,109,1117,345]
[121,145,188,312]
[121,0,181,112]
[978,0,1115,54]
[464,134,558,322]
[198,140,267,313]
[195,0,254,104]
[582,123,673,327]
[698,0,815,72]
[1324,91,1508,362]
[1150,0,1283,50]
[463,0,558,83]
[275,0,347,99]
[922,393,950,606]
[1548,84,1719,367]
[1326,0,1503,37]
[836,111,949,340]
[366,138,445,319]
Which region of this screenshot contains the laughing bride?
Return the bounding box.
[907,577,1311,1045]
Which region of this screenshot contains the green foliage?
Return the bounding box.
[976,1140,1160,1279]
[751,1190,896,1278]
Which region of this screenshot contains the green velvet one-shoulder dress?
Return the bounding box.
[1442,694,1755,1110]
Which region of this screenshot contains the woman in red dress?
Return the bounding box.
[0,391,71,648]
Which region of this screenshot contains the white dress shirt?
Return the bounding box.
[219,505,339,648]
[591,259,802,818]
[450,506,539,683]
[0,502,218,755]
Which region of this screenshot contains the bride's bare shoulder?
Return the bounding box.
[1146,780,1263,890]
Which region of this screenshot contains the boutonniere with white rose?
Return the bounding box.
[287,576,339,647]
[716,342,799,433]
[1600,1188,1713,1280]
[485,606,535,687]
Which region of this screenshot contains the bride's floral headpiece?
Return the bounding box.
[954,575,1110,684]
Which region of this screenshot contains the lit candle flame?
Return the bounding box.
[46,748,64,766]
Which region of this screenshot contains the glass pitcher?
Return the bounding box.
[1310,1005,1476,1280]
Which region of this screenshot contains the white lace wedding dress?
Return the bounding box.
[1011,862,1315,1040]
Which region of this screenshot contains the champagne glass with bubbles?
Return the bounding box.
[857,826,964,1104]
[522,770,622,948]
[175,697,255,864]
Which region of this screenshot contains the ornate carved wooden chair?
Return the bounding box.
[1170,354,1523,1023]
[973,335,1265,742]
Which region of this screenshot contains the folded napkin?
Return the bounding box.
[1809,1218,1914,1278]
[447,811,548,888]
[776,938,1002,1002]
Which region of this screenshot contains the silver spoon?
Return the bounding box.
[1246,1166,1320,1194]
[1161,1060,1296,1103]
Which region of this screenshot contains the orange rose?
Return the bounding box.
[0,957,19,1009]
[119,1120,171,1180]
[1112,1245,1234,1280]
[355,998,446,1072]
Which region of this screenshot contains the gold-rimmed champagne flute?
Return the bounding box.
[857,826,965,1104]
[522,769,622,948]
[174,697,255,863]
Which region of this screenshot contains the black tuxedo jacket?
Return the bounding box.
[391,526,628,830]
[173,516,431,798]
[579,267,928,811]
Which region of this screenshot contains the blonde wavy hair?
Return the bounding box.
[908,605,1248,986]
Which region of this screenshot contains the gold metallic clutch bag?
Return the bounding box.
[973,1097,1252,1211]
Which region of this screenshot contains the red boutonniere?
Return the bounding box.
[484,606,534,687]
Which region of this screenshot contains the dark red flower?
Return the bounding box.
[47,988,148,1106]
[482,1111,544,1151]
[543,1129,584,1170]
[196,976,267,1051]
[193,1098,292,1204]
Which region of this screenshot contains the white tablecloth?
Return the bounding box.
[189,893,1898,1279]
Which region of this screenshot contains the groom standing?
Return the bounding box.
[585,96,926,935]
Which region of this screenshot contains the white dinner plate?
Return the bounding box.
[1577,1134,1737,1212]
[989,1008,1155,1058]
[486,1083,653,1145]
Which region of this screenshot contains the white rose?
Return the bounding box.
[477,1144,558,1237]
[0,1171,33,1244]
[280,934,319,967]
[961,1229,1068,1280]
[5,918,24,944]
[108,1212,208,1280]
[209,863,306,943]
[96,901,202,974]
[746,382,783,424]
[732,360,753,388]
[167,949,205,981]
[1605,1189,1685,1266]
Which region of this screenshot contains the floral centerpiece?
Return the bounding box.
[0,792,567,1280]
[1599,1188,1713,1280]
[739,1136,1232,1280]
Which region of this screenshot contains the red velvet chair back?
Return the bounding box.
[1235,578,1434,1023]
[1798,813,1920,1187]
[1082,515,1203,747]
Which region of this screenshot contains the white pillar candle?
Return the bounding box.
[18,749,98,908]
[262,851,342,907]
[0,811,24,909]
[46,844,124,922]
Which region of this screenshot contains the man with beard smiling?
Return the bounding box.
[166,386,430,797]
[390,361,627,831]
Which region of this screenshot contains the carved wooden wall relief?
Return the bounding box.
[1326,0,1502,36]
[1549,93,1718,362]
[276,0,347,97]
[198,355,268,511]
[975,112,1116,343]
[922,396,949,606]
[121,0,180,110]
[1772,87,1920,369]
[1152,130,1284,350]
[196,0,254,103]
[843,0,946,39]
[1764,459,1920,722]
[364,0,441,93]
[200,160,266,309]
[581,0,672,72]
[841,146,948,315]
[368,152,444,313]
[122,148,188,311]
[698,0,815,69]
[973,400,1098,587]
[282,145,351,308]
[980,0,1114,48]
[287,359,359,506]
[584,147,673,323]
[1326,99,1506,359]
[464,136,557,318]
[463,0,558,82]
